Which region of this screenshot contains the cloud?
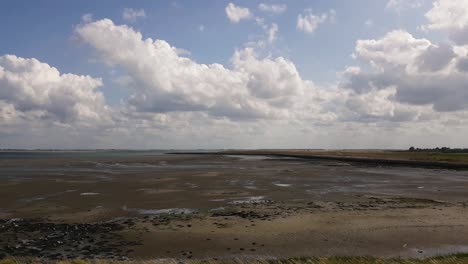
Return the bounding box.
[81,13,93,23]
[122,8,146,23]
[0,54,110,123]
[422,0,468,44]
[225,3,252,23]
[248,18,280,47]
[267,23,278,43]
[342,87,424,123]
[423,0,468,30]
[386,0,423,12]
[75,19,310,120]
[5,6,468,149]
[344,30,468,112]
[297,9,335,34]
[456,56,468,72]
[415,42,455,72]
[75,19,449,127]
[354,30,431,69]
[258,3,287,14]
[3,20,467,148]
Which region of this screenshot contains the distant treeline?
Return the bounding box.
[408,147,468,153]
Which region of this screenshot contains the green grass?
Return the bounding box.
[3,254,468,264]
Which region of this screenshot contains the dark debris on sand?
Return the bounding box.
[0,218,139,260]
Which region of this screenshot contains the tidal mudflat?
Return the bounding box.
[1,151,468,260]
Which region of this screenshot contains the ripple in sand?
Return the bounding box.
[94,175,113,181]
[210,207,225,212]
[273,183,292,187]
[80,192,100,196]
[228,196,268,205]
[23,189,78,202]
[225,155,271,160]
[95,162,159,168]
[194,172,220,177]
[210,199,226,202]
[202,190,250,196]
[123,206,197,215]
[137,188,183,194]
[243,180,257,189]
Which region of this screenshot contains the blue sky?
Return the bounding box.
[0,0,432,87]
[1,0,468,149]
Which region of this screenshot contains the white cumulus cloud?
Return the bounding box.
[122,8,146,23]
[75,19,311,120]
[267,23,278,43]
[354,30,431,70]
[297,9,335,34]
[81,13,93,23]
[3,16,468,148]
[386,0,423,12]
[258,3,287,14]
[345,30,468,112]
[225,3,252,23]
[422,0,468,44]
[0,54,110,123]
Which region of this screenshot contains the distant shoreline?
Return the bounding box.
[168,150,468,170]
[1,149,467,170]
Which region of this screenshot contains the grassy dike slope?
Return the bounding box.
[2,255,468,264]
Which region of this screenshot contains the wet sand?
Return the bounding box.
[0,152,468,260]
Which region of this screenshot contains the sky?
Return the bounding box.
[1,0,468,149]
